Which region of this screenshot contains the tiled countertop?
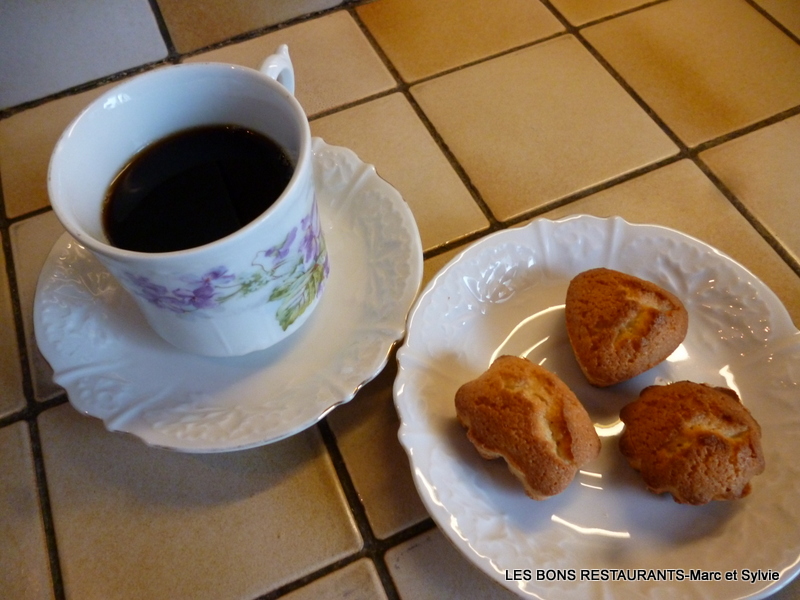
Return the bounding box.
[2,0,800,598]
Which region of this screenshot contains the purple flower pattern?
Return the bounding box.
[124,203,329,330]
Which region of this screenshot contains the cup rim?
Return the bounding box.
[47,61,313,262]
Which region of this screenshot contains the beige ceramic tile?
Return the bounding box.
[548,0,653,26]
[0,422,53,600]
[283,559,388,600]
[411,35,678,221]
[700,114,800,266]
[39,404,360,600]
[541,160,800,326]
[156,0,344,53]
[386,528,517,600]
[0,237,25,418]
[583,0,800,147]
[9,212,67,401]
[186,12,396,118]
[754,0,800,38]
[327,359,429,539]
[311,93,489,250]
[356,0,563,82]
[0,87,108,219]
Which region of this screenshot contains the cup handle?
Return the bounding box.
[260,44,295,95]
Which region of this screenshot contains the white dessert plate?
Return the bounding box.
[34,139,423,452]
[394,215,800,599]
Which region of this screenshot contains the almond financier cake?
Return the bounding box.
[455,355,600,500]
[565,268,688,387]
[619,381,765,505]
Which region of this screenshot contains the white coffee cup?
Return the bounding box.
[48,46,330,357]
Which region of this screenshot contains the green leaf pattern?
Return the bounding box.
[124,201,329,331]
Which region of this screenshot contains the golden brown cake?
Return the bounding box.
[565,268,689,387]
[454,355,601,500]
[619,381,765,505]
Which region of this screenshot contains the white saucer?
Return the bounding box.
[395,215,800,599]
[34,139,423,452]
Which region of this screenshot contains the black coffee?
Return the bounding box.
[103,124,294,253]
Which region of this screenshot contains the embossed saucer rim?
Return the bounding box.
[34,139,423,452]
[394,215,800,599]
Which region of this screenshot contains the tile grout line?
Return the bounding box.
[557,0,671,28]
[252,418,438,600]
[1,203,69,599]
[744,0,800,47]
[347,6,504,231]
[0,204,70,422]
[0,58,176,123]
[144,0,179,58]
[690,104,800,155]
[308,88,400,122]
[419,153,684,261]
[566,16,690,155]
[27,416,67,600]
[315,418,404,600]
[694,156,800,278]
[0,206,34,403]
[688,103,800,278]
[402,90,502,230]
